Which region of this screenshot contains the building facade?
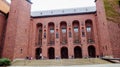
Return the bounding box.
[0,0,120,60]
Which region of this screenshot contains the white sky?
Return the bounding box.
[6,0,96,11]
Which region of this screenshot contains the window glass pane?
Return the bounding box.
[62,28,66,33]
[50,29,54,33]
[74,27,78,32]
[50,27,54,33]
[87,26,91,32]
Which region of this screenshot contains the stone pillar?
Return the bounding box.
[81,21,88,58]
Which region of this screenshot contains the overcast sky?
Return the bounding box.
[6,0,96,11]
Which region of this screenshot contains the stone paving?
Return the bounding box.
[8,64,120,67]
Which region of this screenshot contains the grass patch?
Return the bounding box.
[104,0,120,23]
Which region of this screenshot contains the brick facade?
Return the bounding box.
[0,12,6,57]
[107,21,120,58]
[0,0,120,60]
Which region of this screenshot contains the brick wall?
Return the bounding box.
[108,21,120,58]
[95,0,113,57]
[0,12,6,57]
[2,0,31,59]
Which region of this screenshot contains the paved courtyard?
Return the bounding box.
[8,64,120,67]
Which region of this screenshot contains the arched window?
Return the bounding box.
[74,46,82,58]
[36,23,42,46]
[48,22,55,45]
[72,20,80,44]
[60,21,67,45]
[48,47,55,59]
[85,19,94,44]
[88,45,96,58]
[61,47,68,59]
[35,48,42,59]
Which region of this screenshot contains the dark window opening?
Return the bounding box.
[82,32,85,37]
[56,32,59,38]
[44,32,46,38]
[20,49,23,54]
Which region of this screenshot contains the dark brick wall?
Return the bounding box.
[0,13,6,57]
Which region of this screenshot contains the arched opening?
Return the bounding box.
[35,48,42,59]
[36,23,42,46]
[48,22,55,45]
[85,20,94,44]
[61,47,68,59]
[60,21,67,45]
[48,47,55,59]
[74,46,82,58]
[88,45,96,58]
[72,20,80,44]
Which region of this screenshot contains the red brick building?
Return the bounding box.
[0,0,120,60]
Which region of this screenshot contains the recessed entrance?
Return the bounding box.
[74,46,82,58]
[88,46,96,58]
[48,47,55,59]
[35,48,42,59]
[61,47,68,59]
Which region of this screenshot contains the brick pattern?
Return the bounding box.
[2,0,31,59]
[108,21,120,58]
[29,14,99,59]
[0,13,6,57]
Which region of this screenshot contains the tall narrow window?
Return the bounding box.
[44,30,46,39]
[56,29,59,38]
[82,27,85,37]
[69,28,72,38]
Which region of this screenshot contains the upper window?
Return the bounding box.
[86,26,91,32]
[62,28,66,33]
[74,27,78,32]
[50,28,54,33]
[39,28,42,32]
